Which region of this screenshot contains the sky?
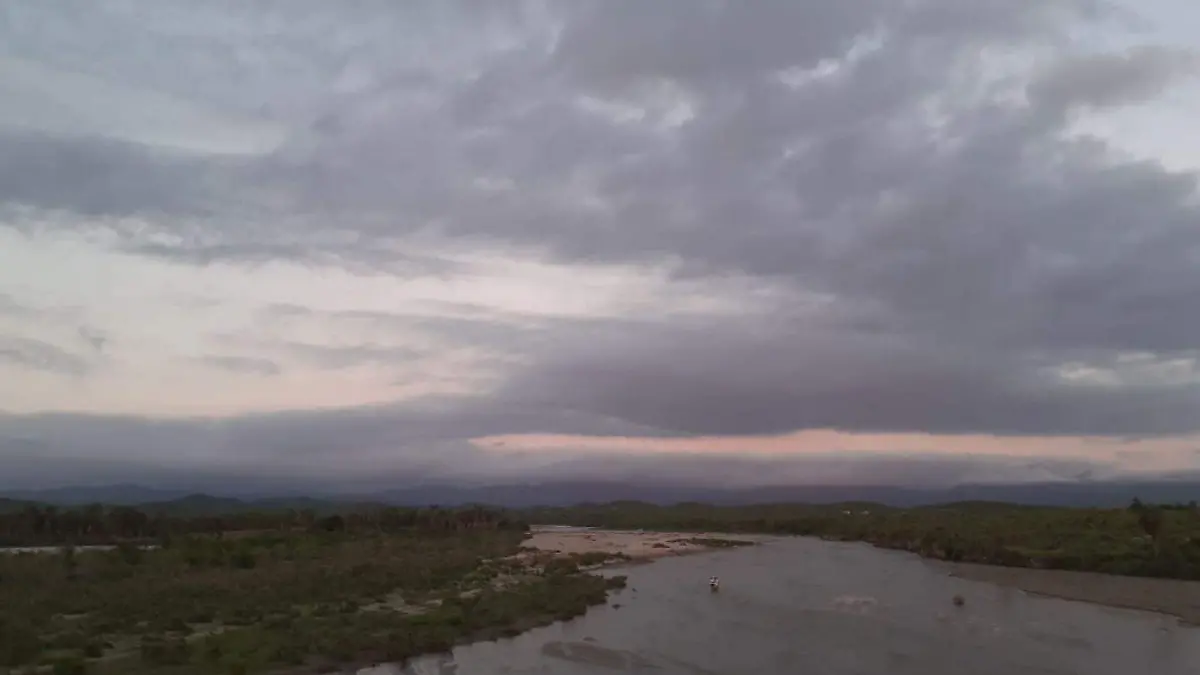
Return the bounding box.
[1,0,1199,493]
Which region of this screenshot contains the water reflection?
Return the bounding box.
[0,544,158,554]
[361,537,1200,675]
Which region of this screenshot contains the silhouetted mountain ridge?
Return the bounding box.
[0,484,192,506]
[2,479,1198,511]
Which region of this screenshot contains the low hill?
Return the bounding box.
[3,479,1197,512]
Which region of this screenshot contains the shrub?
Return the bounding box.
[230,549,257,570]
[0,617,43,666]
[115,542,143,566]
[51,657,87,675]
[139,635,189,665]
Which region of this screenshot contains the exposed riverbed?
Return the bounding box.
[360,533,1200,675]
[944,561,1200,625]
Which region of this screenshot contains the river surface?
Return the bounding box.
[360,535,1200,675]
[0,544,158,554]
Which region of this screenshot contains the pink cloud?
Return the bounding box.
[472,429,1200,476]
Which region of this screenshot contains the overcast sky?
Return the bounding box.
[2,0,1199,492]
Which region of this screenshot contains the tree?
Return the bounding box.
[1138,507,1165,553]
[116,541,143,566]
[61,545,78,580]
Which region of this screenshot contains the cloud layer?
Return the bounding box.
[2,0,1199,490]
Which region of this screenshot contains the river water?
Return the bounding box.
[361,536,1200,675]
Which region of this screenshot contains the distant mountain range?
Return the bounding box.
[1,479,1198,512]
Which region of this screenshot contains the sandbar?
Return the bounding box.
[523,527,756,561]
[944,561,1200,624]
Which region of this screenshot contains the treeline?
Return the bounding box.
[0,503,525,547]
[523,498,1200,581]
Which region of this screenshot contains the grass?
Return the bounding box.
[0,528,626,674]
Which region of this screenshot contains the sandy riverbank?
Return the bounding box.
[523,528,756,561]
[945,561,1200,624]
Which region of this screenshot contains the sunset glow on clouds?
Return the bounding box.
[1,1,1200,491]
[473,431,1200,481]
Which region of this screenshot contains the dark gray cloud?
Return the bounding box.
[498,316,1200,437]
[0,403,1126,492]
[0,336,91,377]
[0,131,223,219]
[1029,45,1199,111]
[0,399,680,490]
[3,1,1200,488]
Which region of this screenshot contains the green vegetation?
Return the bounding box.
[0,500,404,548]
[679,537,756,549]
[0,506,625,674]
[524,498,1200,580]
[11,489,1196,673]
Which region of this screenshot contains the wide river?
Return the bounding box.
[362,535,1200,675]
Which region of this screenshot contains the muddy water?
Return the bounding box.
[360,536,1200,675]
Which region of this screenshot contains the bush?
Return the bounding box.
[51,657,87,675]
[139,635,189,665]
[0,617,42,666]
[46,631,88,651]
[115,542,143,566]
[230,549,257,570]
